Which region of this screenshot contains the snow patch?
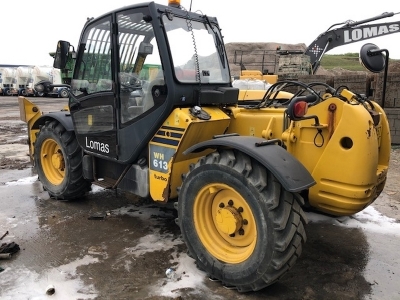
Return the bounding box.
[124,232,183,257]
[307,205,400,236]
[149,252,224,299]
[5,176,37,186]
[0,255,99,300]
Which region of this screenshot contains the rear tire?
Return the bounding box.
[60,89,69,98]
[177,149,307,291]
[34,120,91,200]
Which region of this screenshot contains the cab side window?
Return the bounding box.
[117,11,163,124]
[72,17,112,97]
[70,16,114,135]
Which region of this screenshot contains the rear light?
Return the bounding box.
[293,101,308,118]
[286,94,319,125]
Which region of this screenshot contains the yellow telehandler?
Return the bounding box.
[18,0,390,292]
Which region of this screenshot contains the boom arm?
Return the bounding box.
[305,12,399,73]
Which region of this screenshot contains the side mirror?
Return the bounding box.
[359,43,389,108]
[53,40,70,69]
[359,43,386,73]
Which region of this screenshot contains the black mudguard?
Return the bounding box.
[183,136,315,192]
[32,111,74,131]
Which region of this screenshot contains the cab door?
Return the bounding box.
[69,15,118,158]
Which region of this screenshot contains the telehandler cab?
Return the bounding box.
[18,0,391,292]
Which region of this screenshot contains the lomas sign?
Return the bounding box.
[344,23,400,43]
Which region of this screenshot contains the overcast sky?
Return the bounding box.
[1,0,399,66]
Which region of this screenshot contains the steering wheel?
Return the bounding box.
[120,73,142,91]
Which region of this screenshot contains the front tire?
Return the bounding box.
[34,120,91,200]
[177,150,307,292]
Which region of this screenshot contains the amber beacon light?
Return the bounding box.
[168,0,181,7]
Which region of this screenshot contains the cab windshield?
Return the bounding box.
[163,15,230,84]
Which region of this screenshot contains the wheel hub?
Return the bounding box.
[215,206,243,235]
[51,152,64,170]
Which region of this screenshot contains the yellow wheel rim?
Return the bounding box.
[40,138,65,185]
[193,183,257,264]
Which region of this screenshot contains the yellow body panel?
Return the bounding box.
[225,92,390,216]
[227,106,286,139]
[282,98,390,215]
[149,107,231,202]
[18,96,69,162]
[237,90,294,102]
[18,96,42,161]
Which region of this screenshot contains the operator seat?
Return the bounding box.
[142,70,164,112]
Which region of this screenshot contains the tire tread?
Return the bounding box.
[178,149,307,292]
[35,120,91,200]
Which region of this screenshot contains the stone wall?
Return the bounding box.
[371,73,400,108]
[385,109,400,144]
[371,72,400,144]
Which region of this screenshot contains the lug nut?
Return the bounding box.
[228,200,234,206]
[238,207,243,213]
[243,219,248,225]
[238,229,244,235]
[219,203,225,208]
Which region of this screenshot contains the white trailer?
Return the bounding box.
[0,68,16,96]
[26,66,52,96]
[25,66,68,98]
[11,66,33,96]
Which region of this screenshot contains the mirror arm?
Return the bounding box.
[380,49,389,109]
[368,48,389,108]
